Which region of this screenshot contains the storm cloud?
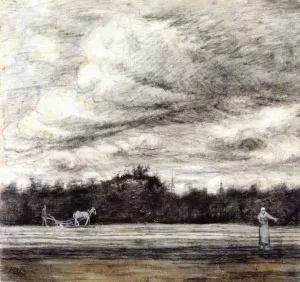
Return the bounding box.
[2,0,300,192]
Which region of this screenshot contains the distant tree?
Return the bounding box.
[132,165,150,179]
[1,168,300,226]
[0,182,24,225]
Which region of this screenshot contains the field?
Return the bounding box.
[1,224,300,281]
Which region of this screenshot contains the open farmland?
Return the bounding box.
[1,224,300,281]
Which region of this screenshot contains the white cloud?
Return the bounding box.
[36,88,87,122]
[3,0,300,192]
[27,35,60,62]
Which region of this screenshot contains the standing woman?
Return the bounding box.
[257,207,277,250]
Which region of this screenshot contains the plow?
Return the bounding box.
[46,215,78,227]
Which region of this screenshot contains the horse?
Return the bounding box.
[73,207,97,226]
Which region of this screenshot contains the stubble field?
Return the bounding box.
[1,224,300,281]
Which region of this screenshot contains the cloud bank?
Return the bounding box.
[2,0,300,192]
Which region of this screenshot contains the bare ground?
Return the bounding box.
[1,224,300,281]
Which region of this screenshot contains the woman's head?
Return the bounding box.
[261,207,266,213]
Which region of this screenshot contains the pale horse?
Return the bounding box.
[73,207,97,226]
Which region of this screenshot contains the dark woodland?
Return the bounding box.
[1,165,299,226]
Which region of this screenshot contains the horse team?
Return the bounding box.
[42,205,97,227]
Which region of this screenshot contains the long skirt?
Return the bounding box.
[259,224,270,246]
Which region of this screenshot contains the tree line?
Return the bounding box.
[1,165,300,225]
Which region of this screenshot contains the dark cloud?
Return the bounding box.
[238,138,266,152]
[2,0,300,191]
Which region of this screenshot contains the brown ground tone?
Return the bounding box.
[1,224,300,281]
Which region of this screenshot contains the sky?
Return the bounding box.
[1,0,300,193]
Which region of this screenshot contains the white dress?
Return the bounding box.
[257,212,276,246]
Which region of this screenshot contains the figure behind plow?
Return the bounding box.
[42,205,48,226]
